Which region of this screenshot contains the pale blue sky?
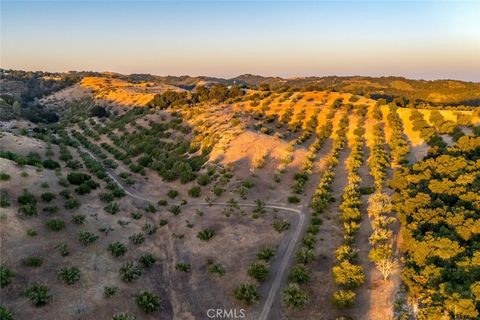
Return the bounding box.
[1,1,479,81]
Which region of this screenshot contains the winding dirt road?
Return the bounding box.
[78,145,307,320]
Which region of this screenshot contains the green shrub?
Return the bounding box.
[273,219,290,233]
[197,228,215,241]
[175,263,191,272]
[129,233,145,245]
[247,262,269,282]
[143,223,157,235]
[0,265,14,287]
[46,218,65,231]
[197,174,211,186]
[257,247,276,262]
[19,204,37,216]
[24,283,51,306]
[159,219,168,226]
[208,263,226,276]
[0,172,11,181]
[131,212,143,220]
[233,283,259,304]
[287,196,300,204]
[40,192,55,203]
[78,231,99,246]
[23,256,43,268]
[56,242,69,256]
[112,313,136,320]
[144,204,156,213]
[108,242,128,257]
[58,266,81,285]
[43,159,60,170]
[169,205,181,215]
[296,247,315,265]
[282,283,309,310]
[332,290,355,308]
[64,198,81,209]
[104,286,118,298]
[71,214,86,225]
[139,254,156,268]
[289,264,310,284]
[99,192,114,203]
[18,191,36,206]
[0,305,13,320]
[104,202,119,214]
[188,186,201,198]
[26,229,38,236]
[0,195,10,208]
[157,199,167,206]
[67,172,92,185]
[167,189,178,198]
[136,291,161,313]
[119,261,143,282]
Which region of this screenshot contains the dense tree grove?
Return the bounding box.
[390,135,480,319]
[291,105,335,194]
[386,105,410,165]
[332,107,366,307]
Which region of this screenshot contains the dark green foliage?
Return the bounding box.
[197,228,215,241]
[67,172,92,185]
[119,262,143,282]
[42,159,60,170]
[208,263,226,276]
[104,286,118,298]
[56,242,69,256]
[112,313,136,320]
[141,223,157,236]
[287,195,300,204]
[175,263,191,272]
[0,172,10,181]
[71,214,86,225]
[40,192,55,203]
[272,219,290,233]
[64,197,81,209]
[257,247,276,262]
[23,256,43,268]
[233,283,259,304]
[167,189,178,198]
[135,291,161,313]
[131,212,143,220]
[104,202,119,214]
[129,233,145,245]
[108,242,127,257]
[0,265,14,288]
[78,231,99,246]
[46,218,65,231]
[0,195,10,208]
[0,305,13,320]
[188,186,201,198]
[26,229,38,236]
[144,204,156,213]
[139,254,156,268]
[282,283,309,310]
[289,264,310,284]
[247,262,269,282]
[58,266,81,285]
[169,205,181,215]
[24,283,51,306]
[18,190,36,206]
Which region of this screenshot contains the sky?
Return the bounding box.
[1,1,480,81]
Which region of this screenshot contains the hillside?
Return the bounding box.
[1,73,480,320]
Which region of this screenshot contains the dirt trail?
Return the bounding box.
[77,144,305,320]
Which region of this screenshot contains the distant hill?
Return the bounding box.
[2,69,480,107]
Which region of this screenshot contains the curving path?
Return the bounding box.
[78,144,307,320]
